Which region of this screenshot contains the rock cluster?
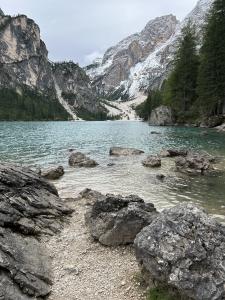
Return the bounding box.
[135,203,225,300]
[84,190,158,246]
[109,147,144,156]
[175,153,214,175]
[0,163,73,299]
[69,152,98,167]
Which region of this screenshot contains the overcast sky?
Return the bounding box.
[1,0,198,66]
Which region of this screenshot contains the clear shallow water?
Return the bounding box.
[1,121,225,220]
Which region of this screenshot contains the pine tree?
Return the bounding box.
[163,22,199,120]
[197,0,225,116]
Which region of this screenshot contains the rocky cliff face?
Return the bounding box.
[53,62,106,118]
[87,0,214,100]
[0,11,105,120]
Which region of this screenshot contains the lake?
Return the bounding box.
[1,121,225,221]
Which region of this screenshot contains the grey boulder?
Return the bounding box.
[135,203,225,300]
[85,192,158,246]
[69,152,98,168]
[42,165,64,180]
[109,147,144,156]
[142,155,161,168]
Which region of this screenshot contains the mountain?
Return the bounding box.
[86,0,214,101]
[0,12,105,120]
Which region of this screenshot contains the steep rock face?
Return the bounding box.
[87,0,213,100]
[53,62,106,117]
[0,14,54,92]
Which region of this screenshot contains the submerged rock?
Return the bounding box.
[109,147,144,156]
[42,165,64,180]
[142,155,161,168]
[69,152,98,168]
[0,163,73,299]
[149,106,174,126]
[135,203,225,300]
[85,191,158,246]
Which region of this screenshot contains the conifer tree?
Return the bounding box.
[163,22,199,119]
[197,0,225,116]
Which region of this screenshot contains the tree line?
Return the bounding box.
[136,0,225,123]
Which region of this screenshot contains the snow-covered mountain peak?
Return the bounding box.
[87,0,214,101]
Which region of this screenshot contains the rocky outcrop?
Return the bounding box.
[69,152,98,168]
[142,155,161,168]
[149,106,174,126]
[109,147,144,156]
[135,203,225,300]
[0,8,4,16]
[85,192,158,246]
[200,115,225,128]
[0,163,73,299]
[87,0,213,100]
[42,165,64,180]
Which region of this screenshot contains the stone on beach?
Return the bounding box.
[85,190,158,246]
[109,147,144,156]
[134,203,225,300]
[69,151,98,167]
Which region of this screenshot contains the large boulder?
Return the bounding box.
[69,152,98,168]
[109,147,144,156]
[85,191,158,246]
[175,152,214,175]
[42,165,64,180]
[149,106,174,126]
[200,115,224,128]
[216,123,225,132]
[142,155,161,168]
[134,203,225,300]
[0,163,73,299]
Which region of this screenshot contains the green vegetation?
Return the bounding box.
[163,22,199,122]
[137,0,225,124]
[147,287,182,300]
[135,90,162,120]
[76,106,120,121]
[0,87,70,121]
[197,0,225,116]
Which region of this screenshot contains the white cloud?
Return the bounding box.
[84,51,103,66]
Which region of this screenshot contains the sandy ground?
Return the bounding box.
[45,196,146,300]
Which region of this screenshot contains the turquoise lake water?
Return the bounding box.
[1,121,225,220]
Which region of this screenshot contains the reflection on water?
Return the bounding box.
[0,121,225,220]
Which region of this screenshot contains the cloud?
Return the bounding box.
[84,51,103,66]
[0,0,198,65]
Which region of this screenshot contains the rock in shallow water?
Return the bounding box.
[0,163,73,299]
[42,165,64,180]
[109,147,144,156]
[142,155,161,168]
[134,203,225,300]
[69,152,98,167]
[84,190,158,246]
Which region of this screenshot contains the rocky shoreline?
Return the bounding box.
[1,149,225,299]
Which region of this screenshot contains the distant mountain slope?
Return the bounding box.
[0,11,106,120]
[86,0,214,101]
